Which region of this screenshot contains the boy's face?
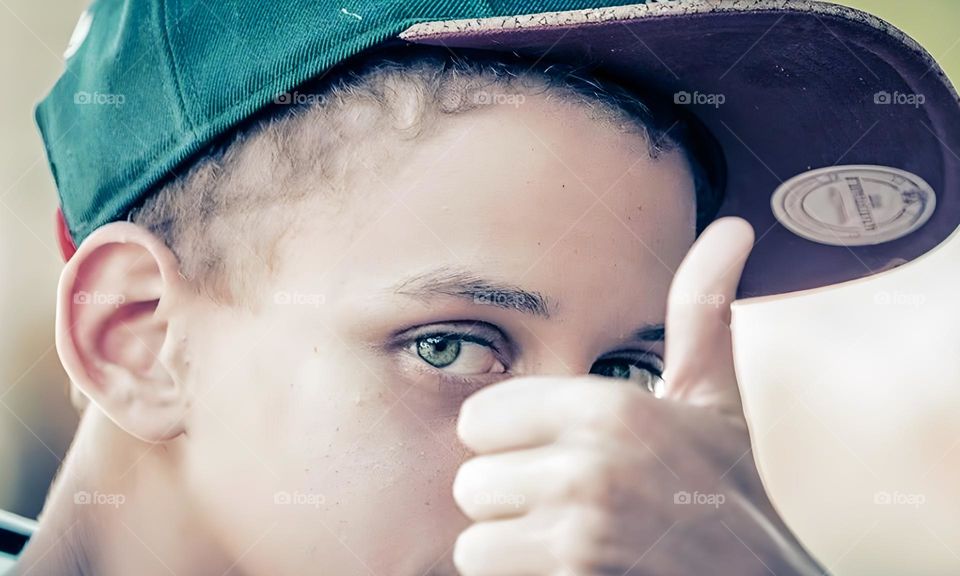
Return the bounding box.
[177,94,696,575]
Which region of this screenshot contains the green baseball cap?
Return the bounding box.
[36,0,960,298]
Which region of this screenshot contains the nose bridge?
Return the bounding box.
[522,337,593,377]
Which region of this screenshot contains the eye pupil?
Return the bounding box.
[592,360,631,379]
[417,335,461,368]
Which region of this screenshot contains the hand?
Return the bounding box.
[452,217,825,576]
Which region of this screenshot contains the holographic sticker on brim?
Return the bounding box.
[771,165,936,247]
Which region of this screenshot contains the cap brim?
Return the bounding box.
[399,0,960,299]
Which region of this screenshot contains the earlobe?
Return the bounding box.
[56,222,191,442]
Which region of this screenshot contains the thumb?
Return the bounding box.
[661,217,754,418]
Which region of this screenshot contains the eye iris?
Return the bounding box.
[416,335,461,368]
[593,360,631,379]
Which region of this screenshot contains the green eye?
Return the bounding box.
[590,358,664,396]
[416,335,461,368]
[408,330,506,377]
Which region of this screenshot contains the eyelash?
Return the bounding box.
[392,322,663,386]
[394,321,511,384]
[598,351,665,378]
[398,322,507,354]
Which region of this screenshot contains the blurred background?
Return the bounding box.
[1,1,958,574]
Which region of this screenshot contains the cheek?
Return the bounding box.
[183,324,470,572]
[280,345,471,568]
[281,351,396,486]
[282,348,468,503]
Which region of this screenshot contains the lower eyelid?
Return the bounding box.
[400,334,508,368]
[399,351,509,391]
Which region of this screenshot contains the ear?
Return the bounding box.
[56,221,191,442]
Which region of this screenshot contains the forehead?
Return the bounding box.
[277,93,696,303]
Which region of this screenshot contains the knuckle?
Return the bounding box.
[452,462,479,514]
[456,396,482,441]
[550,449,622,508]
[453,457,502,517]
[453,524,487,575]
[550,506,612,572]
[579,384,649,433]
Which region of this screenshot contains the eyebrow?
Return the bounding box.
[389,266,668,343]
[391,266,552,318]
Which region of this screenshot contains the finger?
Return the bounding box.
[662,216,754,417]
[458,376,630,454]
[455,515,557,576]
[454,449,542,521]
